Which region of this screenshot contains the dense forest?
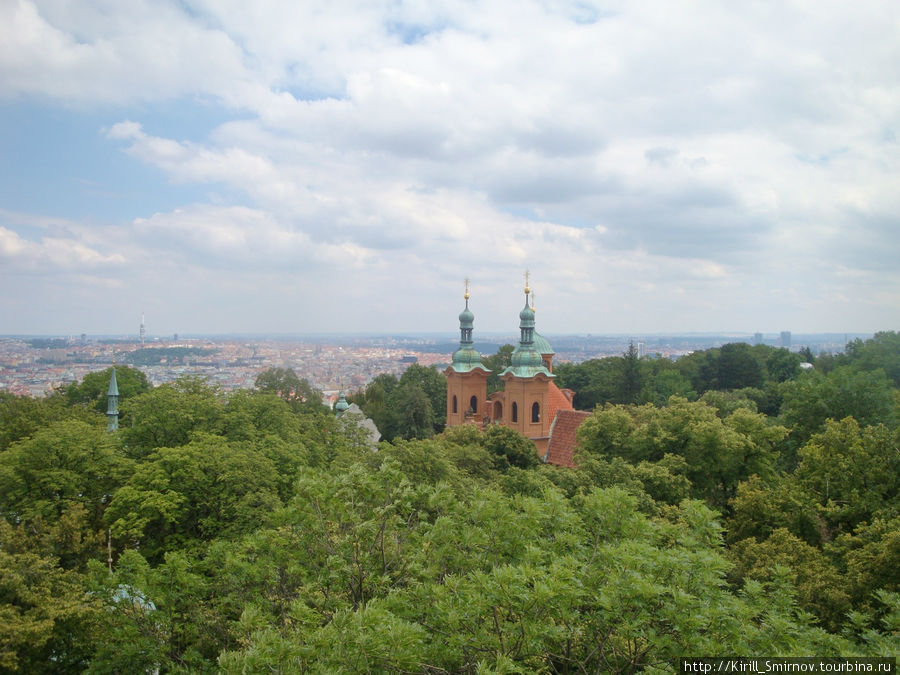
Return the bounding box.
[1,333,898,672]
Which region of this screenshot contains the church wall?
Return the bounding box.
[445,369,488,427]
[498,375,551,441]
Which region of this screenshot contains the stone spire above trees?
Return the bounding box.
[106,367,119,431]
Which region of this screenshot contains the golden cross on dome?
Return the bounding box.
[524,269,531,295]
[464,277,470,301]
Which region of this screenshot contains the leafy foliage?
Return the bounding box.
[1,333,899,670]
[354,364,446,440]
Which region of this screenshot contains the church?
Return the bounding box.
[443,276,589,467]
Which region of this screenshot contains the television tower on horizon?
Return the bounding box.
[140,311,146,345]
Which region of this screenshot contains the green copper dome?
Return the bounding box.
[519,303,535,324]
[335,391,350,415]
[533,331,555,355]
[501,294,553,379]
[451,346,489,373]
[449,283,489,374]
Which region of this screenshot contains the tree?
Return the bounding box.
[576,398,785,509]
[254,367,327,414]
[639,361,697,406]
[0,392,97,453]
[391,384,435,440]
[106,433,282,561]
[727,474,822,546]
[0,419,132,532]
[482,344,514,394]
[357,373,399,440]
[64,366,150,421]
[0,547,102,672]
[482,424,539,471]
[398,364,446,434]
[845,331,900,386]
[120,377,222,457]
[554,358,623,409]
[836,518,900,607]
[718,342,765,390]
[766,348,802,383]
[728,528,851,632]
[780,366,897,446]
[620,341,643,403]
[796,418,900,534]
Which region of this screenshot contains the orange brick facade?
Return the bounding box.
[445,367,490,427]
[444,282,586,464]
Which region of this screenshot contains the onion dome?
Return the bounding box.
[501,272,553,379]
[335,391,350,416]
[449,280,490,374]
[533,332,555,356]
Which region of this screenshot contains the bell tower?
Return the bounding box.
[444,279,490,428]
[497,271,556,453]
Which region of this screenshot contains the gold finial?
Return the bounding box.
[531,290,536,312]
[464,277,470,301]
[524,269,531,296]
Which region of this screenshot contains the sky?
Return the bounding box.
[1,0,898,337]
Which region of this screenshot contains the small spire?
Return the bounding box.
[531,289,536,313]
[464,277,470,304]
[524,269,531,297]
[106,367,119,431]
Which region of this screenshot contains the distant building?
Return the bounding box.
[753,332,763,345]
[780,331,792,349]
[444,276,585,466]
[334,391,381,449]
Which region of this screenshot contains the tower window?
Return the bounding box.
[511,402,518,422]
[452,395,458,414]
[470,395,478,413]
[531,402,540,423]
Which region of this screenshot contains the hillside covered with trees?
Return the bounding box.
[0,333,898,672]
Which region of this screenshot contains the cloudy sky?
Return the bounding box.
[1,0,898,337]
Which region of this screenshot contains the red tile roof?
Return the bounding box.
[545,409,591,468]
[547,381,574,423]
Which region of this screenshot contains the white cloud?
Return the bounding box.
[2,0,899,333]
[0,222,126,272]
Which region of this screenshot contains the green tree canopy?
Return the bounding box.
[254,367,328,414]
[120,376,222,457]
[780,366,897,446]
[0,419,132,532]
[483,344,514,394]
[64,365,151,414]
[576,398,786,509]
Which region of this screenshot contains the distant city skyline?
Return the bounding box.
[1,331,862,399]
[2,2,898,335]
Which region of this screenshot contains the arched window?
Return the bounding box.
[469,395,478,413]
[531,402,540,423]
[494,402,503,421]
[511,402,518,422]
[452,395,458,414]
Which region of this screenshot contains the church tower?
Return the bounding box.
[496,271,556,452]
[106,367,119,431]
[444,280,490,427]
